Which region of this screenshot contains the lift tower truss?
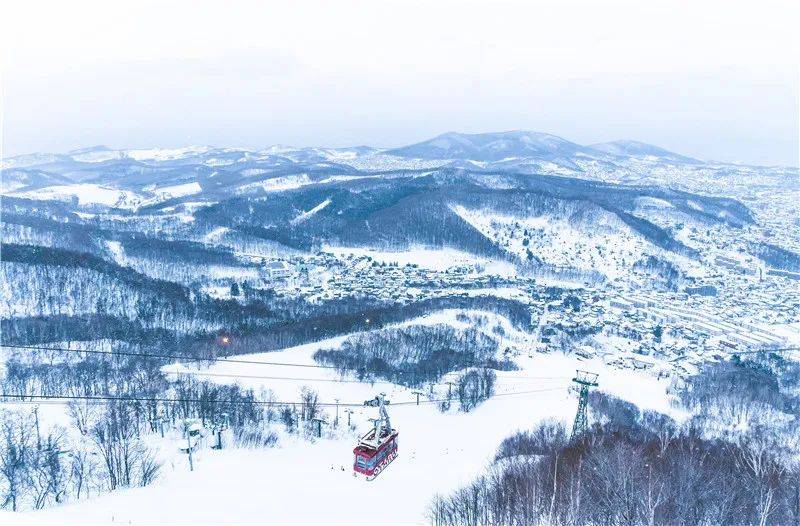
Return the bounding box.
[571,370,598,438]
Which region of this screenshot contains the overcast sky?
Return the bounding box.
[1,0,798,165]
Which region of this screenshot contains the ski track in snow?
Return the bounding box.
[290,198,332,225]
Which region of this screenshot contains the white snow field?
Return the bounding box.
[321,245,516,275]
[8,184,143,208]
[148,181,203,200]
[17,315,675,526]
[291,198,332,225]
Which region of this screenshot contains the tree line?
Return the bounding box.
[313,324,513,387]
[430,415,799,526]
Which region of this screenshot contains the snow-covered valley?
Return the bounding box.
[1,131,799,525]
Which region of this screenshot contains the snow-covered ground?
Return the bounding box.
[203,226,231,243]
[5,180,203,211]
[322,245,516,275]
[236,174,312,194]
[104,240,127,266]
[8,184,143,208]
[147,181,203,200]
[124,146,213,162]
[450,204,662,279]
[291,198,332,225]
[16,312,676,525]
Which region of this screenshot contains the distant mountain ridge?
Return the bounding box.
[386,131,698,163]
[588,140,699,163]
[6,130,701,167]
[385,131,590,162]
[2,130,795,210]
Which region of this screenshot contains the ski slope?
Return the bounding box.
[18,322,675,525]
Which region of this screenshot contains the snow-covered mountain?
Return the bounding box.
[588,139,700,163]
[2,130,799,524]
[386,130,591,162]
[3,130,795,208]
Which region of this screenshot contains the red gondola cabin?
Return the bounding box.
[353,429,398,480]
[353,394,398,480]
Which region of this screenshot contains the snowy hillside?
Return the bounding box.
[386,131,590,162]
[587,140,700,163]
[450,203,666,279]
[14,310,679,525]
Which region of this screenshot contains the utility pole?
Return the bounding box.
[212,421,226,450]
[571,370,598,439]
[334,399,340,428]
[443,381,456,410]
[344,409,354,429]
[412,391,423,406]
[210,425,220,449]
[33,405,41,450]
[186,434,194,472]
[312,418,326,438]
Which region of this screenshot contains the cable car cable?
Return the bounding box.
[0,343,571,381]
[0,386,566,408]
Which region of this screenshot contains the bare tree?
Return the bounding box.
[89,403,161,491]
[69,447,97,501]
[30,429,68,509]
[67,400,100,437]
[300,387,319,422]
[0,411,34,511]
[736,432,785,526]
